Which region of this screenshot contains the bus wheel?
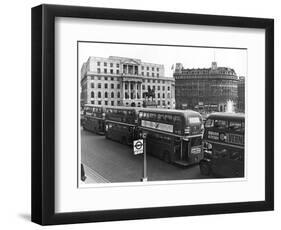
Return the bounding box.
[200,161,211,176]
[163,152,171,164]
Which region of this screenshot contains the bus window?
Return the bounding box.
[145,113,150,119]
[205,119,214,128]
[165,114,173,122]
[150,113,156,119]
[229,121,242,131]
[173,115,181,124]
[157,113,165,122]
[214,120,228,129]
[162,135,172,141]
[229,151,243,161]
[191,136,202,146]
[139,112,143,119]
[142,112,146,119]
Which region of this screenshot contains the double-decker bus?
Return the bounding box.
[138,108,204,166]
[199,113,245,178]
[105,106,140,145]
[82,104,106,134]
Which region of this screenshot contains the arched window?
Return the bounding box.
[91,91,94,98]
[98,92,101,98]
[105,92,108,98]
[111,92,114,98]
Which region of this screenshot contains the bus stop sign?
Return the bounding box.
[133,139,144,155]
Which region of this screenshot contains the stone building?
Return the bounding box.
[237,76,245,113]
[174,62,239,112]
[80,56,175,108]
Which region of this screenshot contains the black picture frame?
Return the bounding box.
[31,4,274,225]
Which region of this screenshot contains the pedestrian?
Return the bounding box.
[81,163,87,182]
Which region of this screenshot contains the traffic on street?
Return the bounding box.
[81,128,211,183]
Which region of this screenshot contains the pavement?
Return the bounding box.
[82,163,110,183]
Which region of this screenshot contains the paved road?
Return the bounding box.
[81,129,210,183]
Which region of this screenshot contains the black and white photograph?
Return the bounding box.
[79,41,246,185]
[29,3,274,225]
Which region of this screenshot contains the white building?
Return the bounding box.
[80,56,175,108]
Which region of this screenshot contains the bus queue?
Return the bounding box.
[81,105,245,177]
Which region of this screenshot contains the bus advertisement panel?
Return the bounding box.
[200,112,245,178]
[138,108,204,166]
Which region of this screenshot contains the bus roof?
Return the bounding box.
[139,108,201,118]
[207,112,245,121]
[105,106,141,111]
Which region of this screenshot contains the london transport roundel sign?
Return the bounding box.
[133,139,143,155]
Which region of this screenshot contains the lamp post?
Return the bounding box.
[141,132,148,182]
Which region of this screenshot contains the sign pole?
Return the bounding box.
[142,133,148,182]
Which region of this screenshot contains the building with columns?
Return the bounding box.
[80,56,175,108]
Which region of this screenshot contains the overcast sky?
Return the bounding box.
[79,42,247,78]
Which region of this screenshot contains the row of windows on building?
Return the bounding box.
[146,85,171,91]
[180,70,235,75]
[174,75,238,80]
[95,68,161,77]
[91,100,120,106]
[90,91,171,99]
[91,91,119,98]
[90,100,171,106]
[90,76,173,84]
[90,82,171,91]
[175,89,237,96]
[176,80,238,84]
[141,72,160,77]
[97,68,120,74]
[175,85,237,90]
[96,61,160,72]
[97,62,120,68]
[91,83,120,89]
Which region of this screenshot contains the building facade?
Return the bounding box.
[174,62,239,112]
[237,76,245,112]
[80,56,175,108]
